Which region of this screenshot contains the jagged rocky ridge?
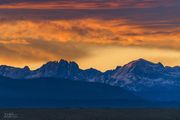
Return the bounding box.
[0,59,102,81]
[1,59,180,87]
[1,58,180,100]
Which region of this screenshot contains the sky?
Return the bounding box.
[0,0,180,71]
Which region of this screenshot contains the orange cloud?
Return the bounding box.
[0,19,180,49]
[0,1,122,9]
[0,0,177,9]
[0,18,179,70]
[0,18,180,48]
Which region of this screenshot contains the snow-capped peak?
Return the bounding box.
[0,58,180,92]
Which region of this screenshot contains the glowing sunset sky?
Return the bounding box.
[0,0,180,71]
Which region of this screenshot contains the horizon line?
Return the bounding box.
[0,58,179,72]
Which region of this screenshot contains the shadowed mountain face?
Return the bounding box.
[0,58,180,102]
[0,77,143,108]
[0,59,102,81]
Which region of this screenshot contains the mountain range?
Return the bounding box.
[0,58,180,107]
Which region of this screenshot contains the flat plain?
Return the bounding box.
[0,109,180,120]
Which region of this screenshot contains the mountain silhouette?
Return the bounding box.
[0,58,180,103]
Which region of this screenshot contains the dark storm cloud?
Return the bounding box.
[0,0,179,28]
[0,0,56,4]
[0,7,179,30]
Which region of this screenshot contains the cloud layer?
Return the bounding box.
[0,0,179,9]
[0,18,179,48]
[0,1,179,69]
